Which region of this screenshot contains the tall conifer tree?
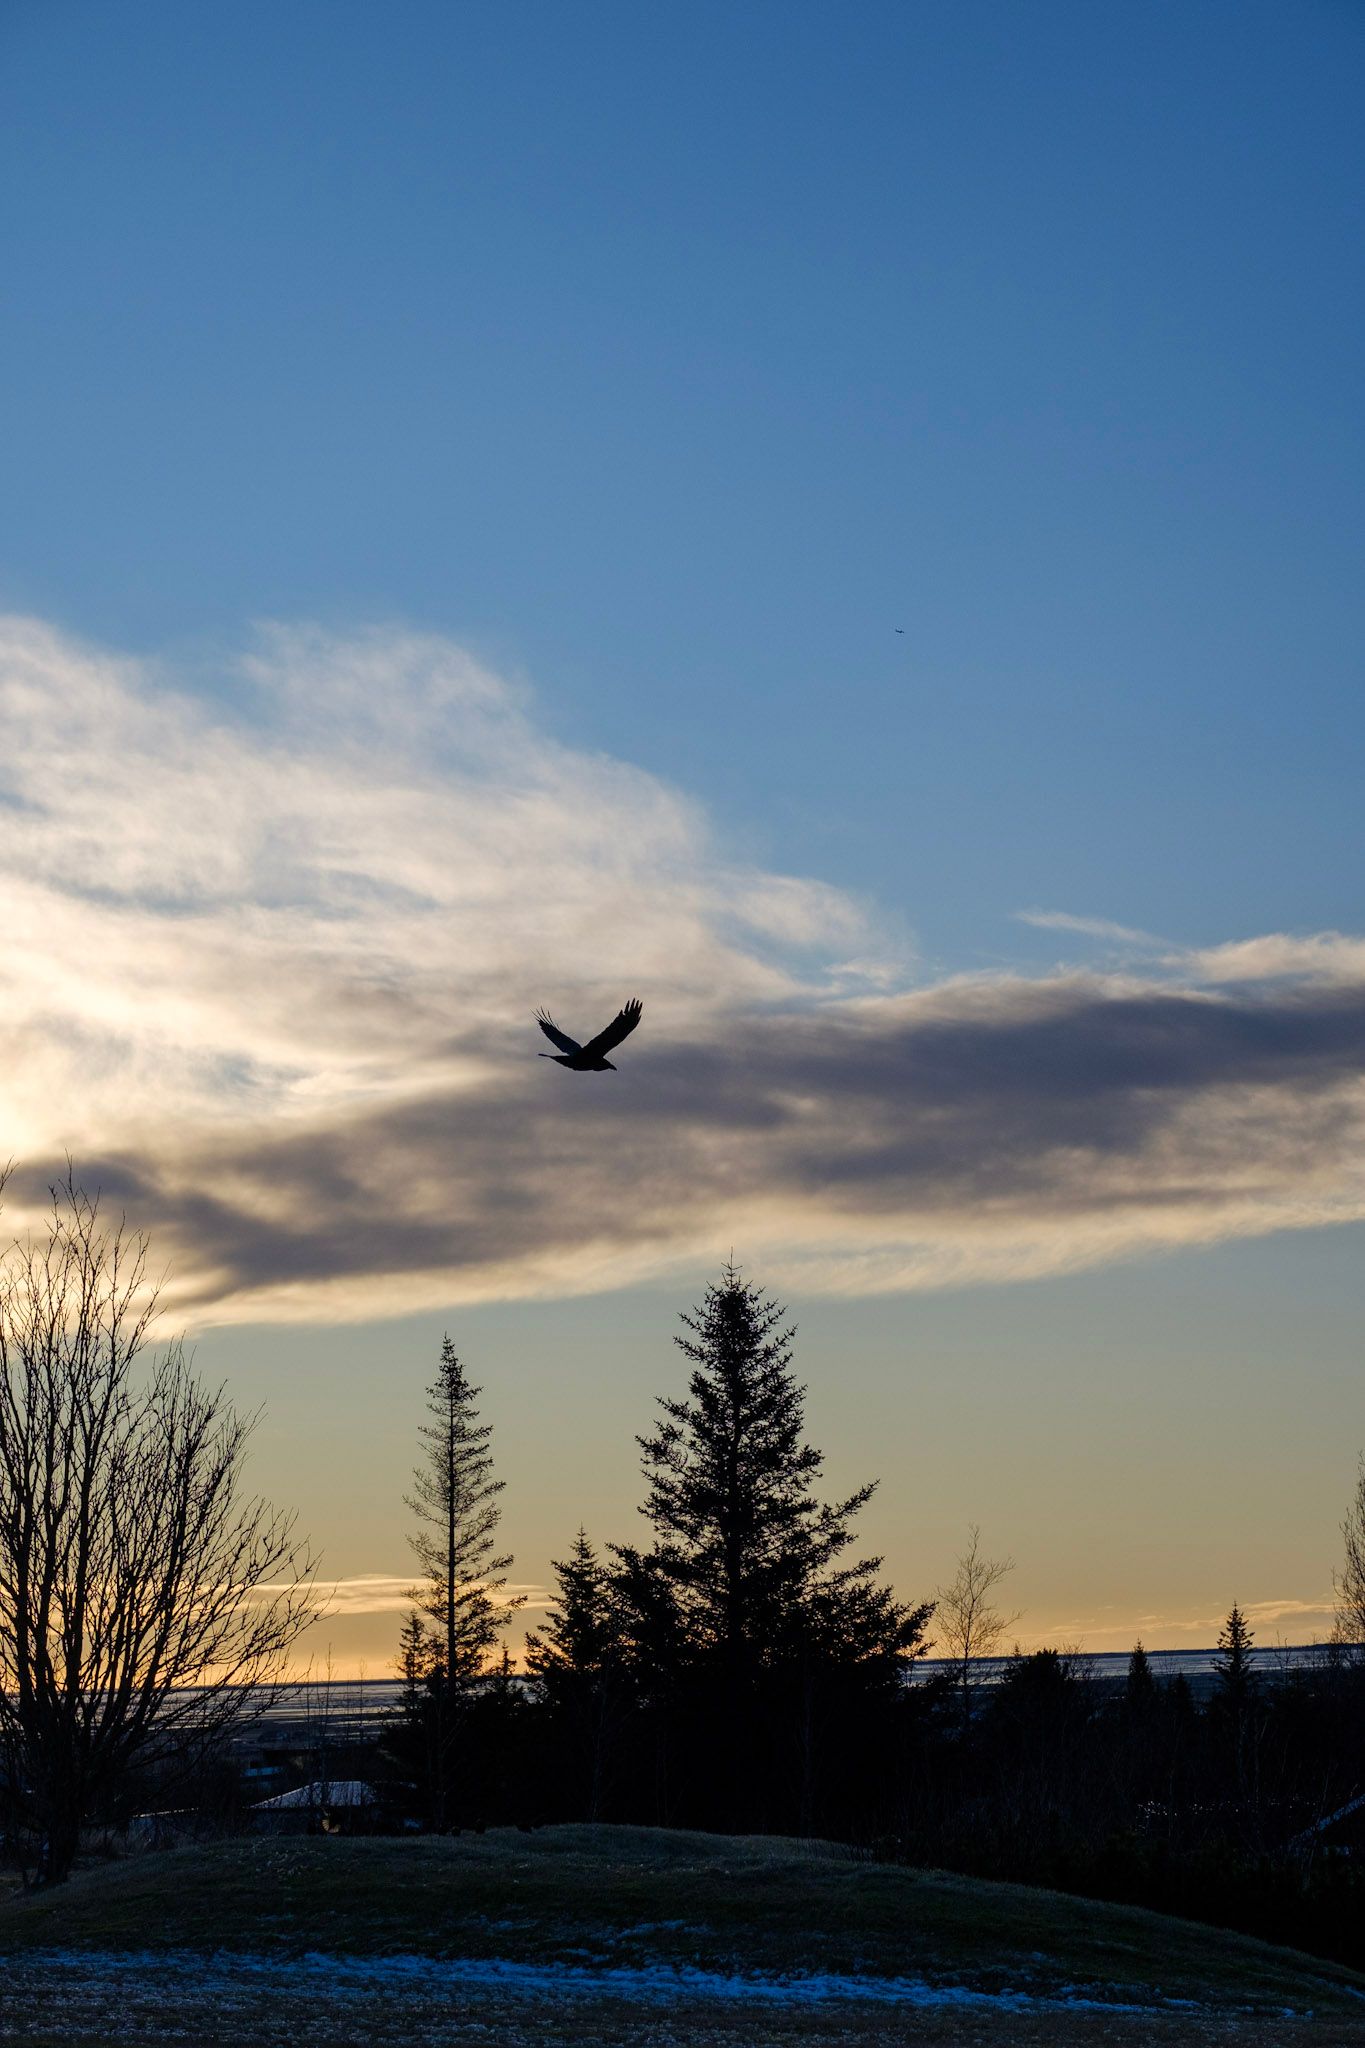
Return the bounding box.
[616,1267,929,1830]
[623,1267,926,1676]
[405,1337,522,1692]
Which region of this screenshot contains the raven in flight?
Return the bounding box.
[537,998,643,1071]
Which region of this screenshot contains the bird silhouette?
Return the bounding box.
[537,997,643,1071]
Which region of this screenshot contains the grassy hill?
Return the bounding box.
[2,1825,1364,2046]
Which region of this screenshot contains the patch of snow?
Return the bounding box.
[6,1948,1233,2016]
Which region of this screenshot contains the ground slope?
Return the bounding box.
[1,1826,1362,2045]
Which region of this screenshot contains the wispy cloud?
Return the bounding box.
[289,1575,548,1618]
[5,616,1365,1323]
[1021,1595,1338,1654]
[1016,909,1163,948]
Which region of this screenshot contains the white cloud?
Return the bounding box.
[4,615,1365,1325]
[0,613,897,1156]
[1178,933,1365,985]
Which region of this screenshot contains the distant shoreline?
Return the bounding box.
[242,1640,1351,1731]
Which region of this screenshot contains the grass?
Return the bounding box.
[2,1825,1364,2046]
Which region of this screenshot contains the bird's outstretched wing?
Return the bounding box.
[581,997,643,1061]
[537,1010,583,1056]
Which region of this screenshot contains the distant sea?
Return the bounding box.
[910,1644,1341,1697]
[250,1643,1343,1737]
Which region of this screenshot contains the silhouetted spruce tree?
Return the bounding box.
[404,1337,522,1823]
[407,1337,520,1687]
[1211,1602,1261,1809]
[397,1611,434,1718]
[527,1530,617,1686]
[1167,1670,1196,1724]
[525,1529,627,1820]
[1213,1604,1259,1711]
[1126,1640,1157,1709]
[627,1269,899,1655]
[1118,1639,1161,1807]
[383,1613,440,1820]
[617,1266,929,1827]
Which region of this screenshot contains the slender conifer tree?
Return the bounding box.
[406,1336,520,1689]
[1213,1604,1258,1708]
[1212,1602,1261,1807]
[404,1337,521,1822]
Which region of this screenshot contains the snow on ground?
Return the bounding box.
[3,1949,1344,2048]
[0,1948,1268,2016]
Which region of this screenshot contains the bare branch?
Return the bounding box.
[0,1173,317,1884]
[934,1524,1021,1725]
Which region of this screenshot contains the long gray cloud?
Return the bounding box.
[13,973,1365,1321]
[4,617,1365,1322]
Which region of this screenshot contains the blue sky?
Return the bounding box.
[2,1,1363,1664]
[5,0,1363,952]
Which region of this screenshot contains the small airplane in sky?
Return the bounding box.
[536,997,643,1071]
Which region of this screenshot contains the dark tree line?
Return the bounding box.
[889,1618,1365,1968]
[385,1267,1365,1973]
[390,1268,931,1837]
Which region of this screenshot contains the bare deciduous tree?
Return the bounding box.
[0,1173,315,1885]
[935,1525,1020,1728]
[1333,1454,1365,1658]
